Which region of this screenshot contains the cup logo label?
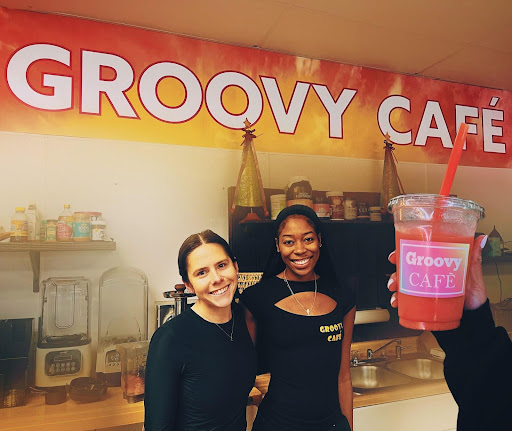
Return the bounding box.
[399,239,470,298]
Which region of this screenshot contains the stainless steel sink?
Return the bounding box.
[350,365,411,390]
[386,358,444,380]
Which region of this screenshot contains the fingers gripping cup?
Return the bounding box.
[388,194,484,331]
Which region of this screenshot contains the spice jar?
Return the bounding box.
[344,198,357,220]
[313,194,331,219]
[46,220,58,242]
[326,191,344,219]
[357,202,369,219]
[286,176,313,208]
[369,206,382,222]
[270,194,286,220]
[40,220,47,242]
[91,220,107,241]
[73,212,91,241]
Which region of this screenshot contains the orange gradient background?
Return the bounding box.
[0,7,511,168]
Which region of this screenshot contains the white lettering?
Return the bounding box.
[406,252,461,271]
[260,77,309,134]
[312,85,357,139]
[455,105,478,149]
[205,72,263,129]
[378,95,412,144]
[420,274,431,288]
[433,257,444,267]
[406,252,417,265]
[482,108,506,154]
[7,44,72,110]
[433,274,446,288]
[409,272,420,286]
[81,51,137,117]
[415,101,452,148]
[139,62,202,123]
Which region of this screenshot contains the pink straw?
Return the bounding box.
[439,123,469,196]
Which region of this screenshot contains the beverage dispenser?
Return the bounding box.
[96,267,148,386]
[35,277,92,387]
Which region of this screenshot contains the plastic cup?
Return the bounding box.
[388,194,485,331]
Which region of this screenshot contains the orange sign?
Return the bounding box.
[0,7,510,167]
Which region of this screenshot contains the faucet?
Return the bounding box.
[367,339,402,360]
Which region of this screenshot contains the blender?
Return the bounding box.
[35,277,92,388]
[116,340,149,403]
[96,267,148,386]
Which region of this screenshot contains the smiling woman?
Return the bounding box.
[239,205,357,431]
[144,230,257,431]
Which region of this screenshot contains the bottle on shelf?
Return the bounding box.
[57,204,74,242]
[10,207,28,243]
[26,203,40,241]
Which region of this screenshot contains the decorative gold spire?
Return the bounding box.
[231,119,269,221]
[380,134,405,211]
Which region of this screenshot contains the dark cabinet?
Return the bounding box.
[228,187,421,341]
[231,218,396,311]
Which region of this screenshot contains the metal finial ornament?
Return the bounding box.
[230,119,269,222]
[380,133,405,211]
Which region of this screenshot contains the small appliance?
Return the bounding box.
[96,267,148,386]
[157,284,196,328]
[0,318,33,407]
[35,277,92,388]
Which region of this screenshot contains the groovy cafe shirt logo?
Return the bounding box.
[399,240,470,298]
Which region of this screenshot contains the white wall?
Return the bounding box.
[1,131,511,340]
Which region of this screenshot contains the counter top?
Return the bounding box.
[0,386,263,431]
[255,372,450,409]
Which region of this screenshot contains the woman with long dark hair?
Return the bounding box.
[144,230,257,431]
[239,205,356,431]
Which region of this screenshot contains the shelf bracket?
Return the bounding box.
[28,251,40,293]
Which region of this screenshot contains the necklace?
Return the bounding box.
[214,316,234,342]
[283,269,317,316]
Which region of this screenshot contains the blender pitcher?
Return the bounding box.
[96,267,148,386]
[116,340,150,403]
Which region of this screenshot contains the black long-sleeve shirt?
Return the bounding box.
[144,303,256,431]
[433,300,512,431]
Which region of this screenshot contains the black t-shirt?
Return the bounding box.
[144,303,257,431]
[239,276,355,431]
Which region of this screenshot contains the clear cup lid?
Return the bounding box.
[388,194,485,220]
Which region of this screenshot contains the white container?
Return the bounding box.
[26,203,40,241]
[91,220,107,241]
[344,198,357,220]
[270,194,286,220]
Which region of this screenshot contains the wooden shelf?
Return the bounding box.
[0,241,116,292]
